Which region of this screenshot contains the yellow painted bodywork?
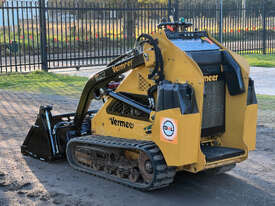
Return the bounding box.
[152,109,201,166]
[91,30,258,173]
[243,104,258,151]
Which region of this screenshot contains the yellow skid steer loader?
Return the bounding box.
[21,18,258,190]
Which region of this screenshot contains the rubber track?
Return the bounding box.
[66,135,176,191]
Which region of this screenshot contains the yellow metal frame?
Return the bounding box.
[91,30,258,173]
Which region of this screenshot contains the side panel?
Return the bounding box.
[152,31,205,115]
[152,108,201,166]
[115,66,155,96]
[219,54,249,153]
[221,85,248,150]
[243,104,258,151]
[92,100,152,141]
[209,34,251,153]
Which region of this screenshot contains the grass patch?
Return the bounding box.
[0,71,88,98]
[243,54,275,67]
[257,95,275,128]
[257,95,275,111]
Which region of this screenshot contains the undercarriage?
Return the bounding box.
[66,136,176,190]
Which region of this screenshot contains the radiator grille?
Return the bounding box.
[201,79,225,136]
[106,93,150,121]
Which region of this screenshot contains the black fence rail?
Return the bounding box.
[0,0,274,73]
[0,1,41,73]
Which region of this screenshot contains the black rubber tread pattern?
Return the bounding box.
[66,135,176,191]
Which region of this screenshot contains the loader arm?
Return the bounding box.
[21,50,145,161]
[21,34,164,161]
[73,50,145,131]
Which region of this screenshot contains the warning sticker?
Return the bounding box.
[160,118,178,144]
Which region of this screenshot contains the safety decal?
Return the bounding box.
[160,118,178,144]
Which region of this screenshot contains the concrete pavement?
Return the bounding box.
[249,67,275,95]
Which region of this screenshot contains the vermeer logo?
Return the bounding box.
[204,75,218,82]
[109,117,134,129]
[112,59,133,73]
[160,118,178,144]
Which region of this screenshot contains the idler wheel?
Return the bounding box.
[138,152,154,183]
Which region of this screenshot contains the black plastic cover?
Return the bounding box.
[201,146,245,162]
[222,51,245,95]
[186,50,222,66]
[156,81,198,114]
[247,78,257,105]
[199,65,223,76]
[166,31,207,40]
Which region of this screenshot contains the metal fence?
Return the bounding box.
[0,0,274,73]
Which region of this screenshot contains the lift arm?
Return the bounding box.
[21,34,163,161]
[73,49,145,130]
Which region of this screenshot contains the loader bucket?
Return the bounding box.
[21,105,97,161]
[22,125,55,161]
[21,105,65,161]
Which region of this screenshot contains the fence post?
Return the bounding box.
[168,0,172,19]
[39,0,48,72]
[219,0,223,43]
[174,0,179,21]
[262,0,267,55]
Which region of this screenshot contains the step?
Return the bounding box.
[201,146,245,162]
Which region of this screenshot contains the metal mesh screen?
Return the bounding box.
[201,80,225,135]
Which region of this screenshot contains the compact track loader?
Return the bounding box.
[21,19,258,190]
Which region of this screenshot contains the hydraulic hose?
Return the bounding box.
[136,34,164,84]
